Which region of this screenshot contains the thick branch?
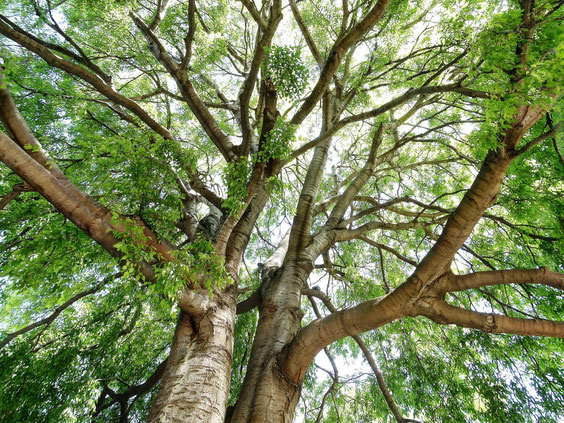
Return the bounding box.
[149,0,170,31]
[418,298,564,338]
[239,0,267,30]
[442,268,564,293]
[411,104,548,283]
[0,81,173,280]
[288,92,333,256]
[0,14,111,84]
[236,290,260,314]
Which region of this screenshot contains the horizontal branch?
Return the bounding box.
[289,82,492,161]
[0,182,33,210]
[334,219,444,243]
[443,267,564,293]
[236,290,260,314]
[418,298,564,338]
[342,83,492,126]
[359,235,417,267]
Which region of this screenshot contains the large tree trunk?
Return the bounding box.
[147,288,237,423]
[229,262,310,423]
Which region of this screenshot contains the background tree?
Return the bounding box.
[0,0,563,422]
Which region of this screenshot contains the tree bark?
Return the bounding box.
[229,263,310,422]
[147,288,237,423]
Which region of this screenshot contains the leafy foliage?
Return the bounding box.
[262,45,309,100]
[0,0,563,422]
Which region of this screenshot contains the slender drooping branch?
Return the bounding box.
[359,235,417,267]
[0,273,120,350]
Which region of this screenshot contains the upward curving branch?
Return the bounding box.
[305,288,409,423]
[324,124,384,229]
[130,13,235,161]
[237,0,282,156]
[290,0,392,126]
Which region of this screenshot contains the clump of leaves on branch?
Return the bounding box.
[262,45,309,100]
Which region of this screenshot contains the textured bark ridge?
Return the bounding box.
[229,263,308,423]
[148,290,236,423]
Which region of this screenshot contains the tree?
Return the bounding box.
[0,0,563,421]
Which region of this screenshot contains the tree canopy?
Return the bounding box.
[0,0,563,422]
